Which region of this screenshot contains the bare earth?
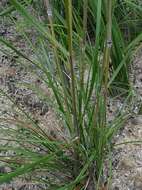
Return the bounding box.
[0,11,142,190]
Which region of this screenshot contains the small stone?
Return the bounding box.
[0,166,5,173]
[5,166,12,173]
[134,173,142,189]
[119,158,136,170]
[114,187,119,190]
[0,166,11,173]
[136,115,142,124]
[131,118,139,125]
[131,115,142,125]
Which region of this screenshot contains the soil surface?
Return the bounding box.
[110,49,142,190]
[0,4,142,190]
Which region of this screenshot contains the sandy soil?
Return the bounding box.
[0,5,142,190]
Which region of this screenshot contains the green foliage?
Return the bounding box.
[0,0,33,16]
[0,0,141,189]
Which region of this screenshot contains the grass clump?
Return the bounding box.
[0,0,142,189]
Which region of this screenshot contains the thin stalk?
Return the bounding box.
[95,0,113,182]
[86,0,102,104]
[65,0,79,137]
[78,0,88,145]
[102,0,113,126]
[92,0,103,128]
[64,0,80,177]
[44,0,73,133]
[80,0,88,89]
